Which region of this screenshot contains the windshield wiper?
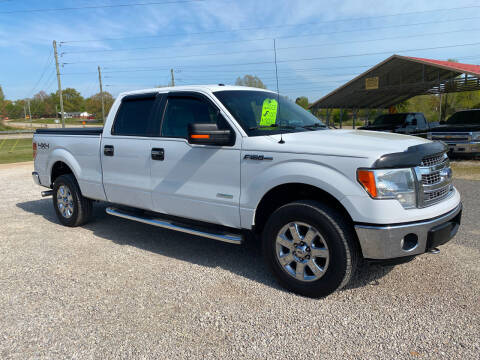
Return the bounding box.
[249,124,296,131]
[302,123,326,130]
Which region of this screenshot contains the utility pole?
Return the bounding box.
[53,40,65,128]
[24,104,27,122]
[98,65,105,123]
[27,99,32,127]
[170,68,175,87]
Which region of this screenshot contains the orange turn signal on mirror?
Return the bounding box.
[357,169,377,198]
[191,134,210,139]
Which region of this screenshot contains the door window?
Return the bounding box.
[112,96,157,136]
[161,97,227,139]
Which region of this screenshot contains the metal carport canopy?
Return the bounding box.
[309,55,480,110]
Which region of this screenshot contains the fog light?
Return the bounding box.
[402,233,418,251]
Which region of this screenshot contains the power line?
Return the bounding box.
[0,0,203,14]
[59,5,480,43]
[62,27,480,65]
[62,41,480,67]
[26,50,53,97]
[94,64,371,74]
[61,24,480,56]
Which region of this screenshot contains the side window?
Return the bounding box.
[161,97,227,139]
[112,96,156,136]
[417,114,426,127]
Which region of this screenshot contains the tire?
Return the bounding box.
[262,200,358,298]
[52,174,92,227]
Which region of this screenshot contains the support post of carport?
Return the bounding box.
[339,108,343,129]
[365,109,370,126]
[326,108,330,127]
[352,109,357,129]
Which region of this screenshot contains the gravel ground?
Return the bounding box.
[0,163,478,359]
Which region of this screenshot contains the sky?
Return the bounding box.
[1,0,480,102]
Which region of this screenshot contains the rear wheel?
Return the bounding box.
[262,200,358,298]
[52,174,92,227]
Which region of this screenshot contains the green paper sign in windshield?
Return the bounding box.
[259,98,278,126]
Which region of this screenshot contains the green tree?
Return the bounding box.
[235,75,267,89]
[295,96,309,109]
[85,92,115,118]
[52,88,85,112]
[0,85,4,102]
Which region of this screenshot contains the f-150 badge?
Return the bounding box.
[244,154,273,161]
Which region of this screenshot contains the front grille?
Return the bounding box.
[424,184,453,204]
[416,151,453,207]
[430,133,472,144]
[432,136,469,143]
[422,172,441,185]
[420,153,446,167]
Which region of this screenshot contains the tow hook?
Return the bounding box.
[428,247,440,254]
[41,190,53,197]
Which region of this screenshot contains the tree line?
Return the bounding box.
[0,85,114,120]
[2,74,479,123]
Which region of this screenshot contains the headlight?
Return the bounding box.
[472,132,480,141]
[357,168,416,209]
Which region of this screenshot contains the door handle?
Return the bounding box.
[104,145,114,156]
[151,148,164,161]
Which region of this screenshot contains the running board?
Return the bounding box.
[106,207,243,245]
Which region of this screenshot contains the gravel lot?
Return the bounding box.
[0,163,479,359]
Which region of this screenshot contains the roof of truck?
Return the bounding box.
[119,85,275,97]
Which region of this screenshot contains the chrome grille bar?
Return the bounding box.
[414,152,453,208]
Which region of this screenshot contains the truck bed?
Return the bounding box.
[35,127,103,136]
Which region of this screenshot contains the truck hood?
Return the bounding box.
[243,129,430,161]
[429,124,480,132]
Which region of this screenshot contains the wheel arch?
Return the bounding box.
[253,183,354,235]
[47,149,81,187]
[50,161,75,186]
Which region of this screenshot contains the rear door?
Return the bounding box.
[149,92,242,228]
[101,93,162,210]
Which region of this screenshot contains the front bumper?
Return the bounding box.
[355,203,462,259]
[445,142,480,155]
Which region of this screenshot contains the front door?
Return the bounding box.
[150,92,241,228]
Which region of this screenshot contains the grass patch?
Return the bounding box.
[0,138,33,164]
[451,160,480,181]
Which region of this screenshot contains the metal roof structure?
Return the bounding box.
[309,55,480,110]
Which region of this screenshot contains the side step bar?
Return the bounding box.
[106,206,243,245]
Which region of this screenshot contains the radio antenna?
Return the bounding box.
[274,39,284,144]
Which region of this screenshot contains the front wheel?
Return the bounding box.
[52,174,92,227]
[262,200,358,298]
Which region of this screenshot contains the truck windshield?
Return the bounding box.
[213,90,325,136]
[446,111,480,125]
[372,114,407,126]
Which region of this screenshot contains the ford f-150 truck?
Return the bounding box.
[32,85,462,298]
[428,109,480,156]
[359,112,430,136]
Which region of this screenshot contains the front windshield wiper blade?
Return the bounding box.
[302,123,326,130]
[249,124,297,131]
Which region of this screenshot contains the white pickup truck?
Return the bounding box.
[32,85,462,297]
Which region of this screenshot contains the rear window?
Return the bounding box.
[372,114,408,125]
[112,96,157,136]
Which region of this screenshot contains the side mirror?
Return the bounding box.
[188,123,233,146]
